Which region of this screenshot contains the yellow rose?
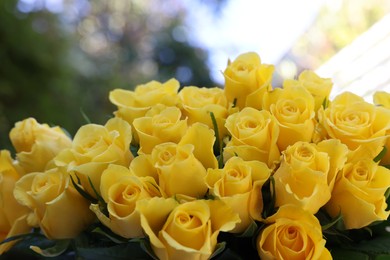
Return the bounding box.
[263,85,316,151]
[130,153,158,182]
[9,118,72,173]
[274,140,347,213]
[133,105,187,154]
[373,91,390,109]
[55,117,132,197]
[224,107,280,168]
[179,122,218,170]
[205,156,271,233]
[109,78,179,127]
[224,52,274,109]
[0,150,31,254]
[178,86,229,137]
[325,148,390,229]
[318,92,390,157]
[151,142,208,198]
[373,91,390,165]
[13,167,95,239]
[257,205,331,260]
[137,197,240,260]
[284,70,333,112]
[90,164,161,238]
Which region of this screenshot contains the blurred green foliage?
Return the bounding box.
[0,0,217,151]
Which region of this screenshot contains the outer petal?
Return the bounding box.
[179,122,218,169]
[137,197,178,260]
[0,215,31,255]
[40,186,95,239]
[100,164,132,202]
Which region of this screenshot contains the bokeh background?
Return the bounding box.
[1,0,390,150]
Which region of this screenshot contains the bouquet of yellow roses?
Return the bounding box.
[1,52,389,259]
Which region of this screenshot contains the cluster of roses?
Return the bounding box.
[1,52,390,259]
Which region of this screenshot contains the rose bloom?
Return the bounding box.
[130,153,159,182]
[284,70,333,112]
[0,150,31,254]
[224,107,280,168]
[54,117,132,197]
[318,92,390,157]
[151,142,208,199]
[274,140,348,214]
[90,164,161,238]
[137,197,240,260]
[373,91,390,109]
[373,91,390,165]
[326,148,390,229]
[257,205,331,260]
[205,156,271,233]
[263,85,316,151]
[133,105,188,154]
[178,86,229,137]
[178,122,218,170]
[9,118,72,173]
[223,52,274,109]
[13,167,95,239]
[109,79,179,128]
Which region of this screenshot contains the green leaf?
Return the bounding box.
[330,248,370,260]
[212,248,242,259]
[209,111,224,168]
[87,176,108,216]
[130,143,140,157]
[322,211,343,231]
[80,108,92,124]
[232,98,237,108]
[236,220,258,238]
[133,238,159,260]
[92,227,128,244]
[0,232,45,245]
[322,97,329,109]
[374,146,387,163]
[210,242,226,259]
[69,174,97,203]
[262,176,276,219]
[338,235,390,257]
[77,243,152,260]
[30,239,71,257]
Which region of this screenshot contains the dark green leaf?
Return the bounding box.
[30,239,71,257]
[330,248,370,260]
[136,238,159,260]
[212,247,243,260]
[69,174,97,203]
[374,146,387,163]
[236,220,258,238]
[232,98,237,108]
[80,108,92,124]
[77,243,152,260]
[87,176,108,216]
[322,211,343,231]
[0,232,44,245]
[341,235,390,256]
[209,111,223,168]
[322,97,329,109]
[91,227,128,244]
[210,242,226,259]
[130,143,140,157]
[262,176,276,219]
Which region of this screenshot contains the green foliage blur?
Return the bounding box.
[0,0,217,152]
